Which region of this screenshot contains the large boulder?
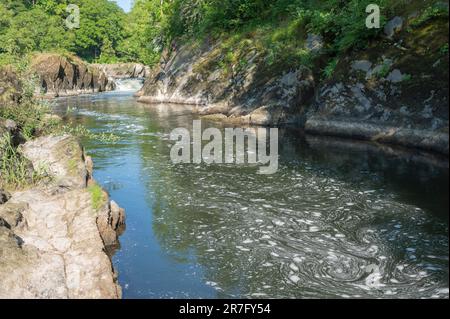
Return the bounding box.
[0,188,122,298]
[19,135,88,189]
[0,134,125,299]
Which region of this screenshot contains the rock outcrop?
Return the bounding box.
[31,53,116,98]
[92,63,150,79]
[305,12,449,155]
[0,135,125,299]
[137,7,449,155]
[137,41,315,126]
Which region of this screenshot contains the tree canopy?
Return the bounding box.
[1,0,447,67]
[0,0,126,62]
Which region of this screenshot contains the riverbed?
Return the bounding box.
[54,90,449,299]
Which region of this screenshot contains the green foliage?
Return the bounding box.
[56,124,120,143]
[377,63,391,78]
[0,130,48,189]
[0,0,129,63]
[0,99,50,140]
[410,2,449,27]
[88,184,106,210]
[116,0,168,66]
[323,58,339,79]
[0,132,31,189]
[136,0,390,71]
[1,0,447,70]
[402,73,412,82]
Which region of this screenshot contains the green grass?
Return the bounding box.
[0,100,51,140]
[402,73,413,82]
[0,133,30,189]
[88,184,106,211]
[56,124,120,143]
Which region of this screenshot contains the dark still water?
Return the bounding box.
[55,91,449,299]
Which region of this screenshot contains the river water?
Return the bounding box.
[54,90,449,299]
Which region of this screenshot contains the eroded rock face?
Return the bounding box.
[0,135,125,299]
[137,42,315,125]
[306,13,449,155]
[137,10,448,154]
[31,54,116,98]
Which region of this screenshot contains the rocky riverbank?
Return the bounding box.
[137,5,449,155]
[0,74,125,298]
[0,118,125,298]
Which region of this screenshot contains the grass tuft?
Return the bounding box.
[88,184,107,211]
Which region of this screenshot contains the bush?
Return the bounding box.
[0,133,32,189]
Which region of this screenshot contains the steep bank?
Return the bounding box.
[0,130,125,298]
[137,2,449,155]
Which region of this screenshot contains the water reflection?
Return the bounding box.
[55,92,449,299]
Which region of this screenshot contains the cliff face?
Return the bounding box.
[137,41,316,125]
[0,133,125,299]
[305,13,449,155]
[138,6,449,155]
[31,53,116,98]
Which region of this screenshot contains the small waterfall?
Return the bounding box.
[114,78,145,92]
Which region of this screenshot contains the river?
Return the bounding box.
[54,88,449,299]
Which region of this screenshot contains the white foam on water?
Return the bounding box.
[114,78,145,92]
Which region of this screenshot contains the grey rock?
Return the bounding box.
[384,16,404,38]
[386,69,404,83]
[20,135,88,190]
[280,71,298,86]
[0,118,16,136]
[0,137,126,298]
[399,106,411,116]
[0,202,28,229]
[421,105,434,119]
[350,83,372,113]
[352,60,373,73]
[306,34,324,53]
[0,190,11,205]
